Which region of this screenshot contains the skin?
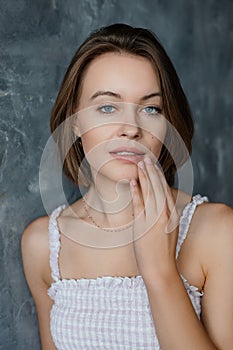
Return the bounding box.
[21,53,233,349]
[74,53,167,218]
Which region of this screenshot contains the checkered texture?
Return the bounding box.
[48,194,208,349]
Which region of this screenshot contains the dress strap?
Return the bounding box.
[48,205,66,282]
[176,194,209,259]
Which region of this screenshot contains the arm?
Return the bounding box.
[21,217,57,350]
[144,204,233,350]
[130,158,232,349]
[145,269,218,349]
[200,204,233,349]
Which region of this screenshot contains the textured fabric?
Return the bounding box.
[48,194,208,349]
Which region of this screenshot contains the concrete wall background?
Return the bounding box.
[0,1,232,349]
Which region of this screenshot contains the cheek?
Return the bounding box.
[81,134,98,162]
[149,137,163,157]
[81,135,95,153]
[81,131,110,169]
[81,124,115,156]
[81,128,104,151]
[147,121,167,155]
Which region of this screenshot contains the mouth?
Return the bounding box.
[109,147,145,164]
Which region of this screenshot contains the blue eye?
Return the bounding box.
[143,106,161,115]
[98,105,116,114]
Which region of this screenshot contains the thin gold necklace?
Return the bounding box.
[82,195,133,232]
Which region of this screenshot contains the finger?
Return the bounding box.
[137,160,154,216]
[166,197,179,234]
[154,165,179,234]
[154,163,169,196]
[144,156,166,214]
[154,165,176,212]
[130,178,144,220]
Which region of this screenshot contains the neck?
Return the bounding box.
[84,173,134,228]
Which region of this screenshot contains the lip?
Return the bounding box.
[110,147,145,154]
[109,147,145,164]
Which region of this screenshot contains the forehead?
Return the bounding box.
[80,52,160,101]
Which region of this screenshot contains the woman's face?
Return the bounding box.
[74,52,167,183]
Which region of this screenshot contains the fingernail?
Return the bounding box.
[130,179,137,186]
[138,161,144,169]
[144,156,152,165]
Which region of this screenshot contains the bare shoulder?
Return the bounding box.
[196,202,233,347]
[21,214,51,286]
[173,187,233,238]
[21,215,58,349]
[21,215,50,260]
[174,187,233,262]
[22,215,50,240]
[193,200,233,236]
[191,200,233,269]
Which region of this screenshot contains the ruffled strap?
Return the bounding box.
[48,205,66,282]
[176,194,209,259]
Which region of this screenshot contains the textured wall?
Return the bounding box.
[0,0,232,349]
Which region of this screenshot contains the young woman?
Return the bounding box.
[21,24,233,349]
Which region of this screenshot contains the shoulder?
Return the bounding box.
[173,187,233,235]
[192,200,232,235]
[21,215,50,254]
[191,200,233,270]
[174,188,232,258]
[21,214,59,349]
[21,214,52,286]
[197,202,233,346]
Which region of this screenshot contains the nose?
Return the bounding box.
[117,107,142,139]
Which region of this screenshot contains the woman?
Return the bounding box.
[21,24,233,349]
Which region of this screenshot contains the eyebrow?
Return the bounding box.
[140,92,161,101]
[89,90,161,101]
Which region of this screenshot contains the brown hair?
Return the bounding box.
[50,23,194,187]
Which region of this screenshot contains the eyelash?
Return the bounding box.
[97,104,162,115]
[98,104,116,114]
[142,106,162,115]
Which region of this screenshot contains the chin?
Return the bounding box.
[97,163,138,183]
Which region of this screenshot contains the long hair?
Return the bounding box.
[50,23,194,187]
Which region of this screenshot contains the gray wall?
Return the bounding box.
[0,1,232,349]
